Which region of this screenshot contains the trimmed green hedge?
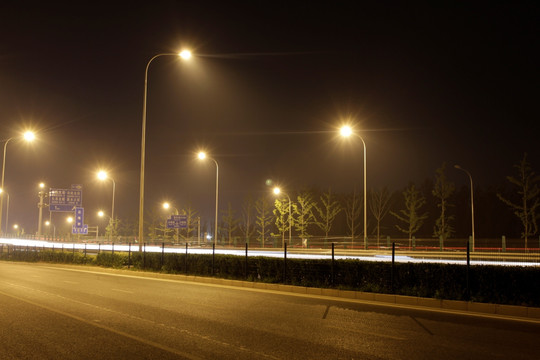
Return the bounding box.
[1,247,538,307]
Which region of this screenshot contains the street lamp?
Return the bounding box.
[45,220,56,238]
[455,165,475,252]
[37,182,47,237]
[0,188,9,233]
[97,170,116,223]
[0,130,36,234]
[197,151,219,245]
[273,187,292,248]
[339,125,367,249]
[138,50,192,251]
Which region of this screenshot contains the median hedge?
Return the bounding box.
[1,246,538,307]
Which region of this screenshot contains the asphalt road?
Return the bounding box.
[0,262,538,359]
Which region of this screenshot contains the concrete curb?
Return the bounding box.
[36,263,540,321]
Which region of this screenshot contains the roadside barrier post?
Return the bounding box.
[245,242,248,279]
[331,242,335,286]
[466,240,470,301]
[185,242,188,274]
[212,243,215,276]
[391,242,395,293]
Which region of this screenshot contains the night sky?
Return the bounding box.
[1,2,538,234]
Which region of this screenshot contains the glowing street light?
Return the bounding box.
[455,165,475,252]
[1,130,36,235]
[339,124,367,249]
[45,220,56,238]
[273,187,292,248]
[197,151,219,245]
[163,202,179,241]
[97,170,116,223]
[138,49,192,251]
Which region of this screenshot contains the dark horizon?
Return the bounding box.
[0,2,538,236]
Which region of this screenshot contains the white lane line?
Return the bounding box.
[0,289,203,360]
[111,288,134,294]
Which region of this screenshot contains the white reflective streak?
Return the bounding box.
[0,238,537,267]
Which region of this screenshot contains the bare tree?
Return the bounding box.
[344,187,362,245]
[221,202,239,246]
[369,187,391,247]
[433,163,455,241]
[239,195,256,244]
[180,203,199,242]
[315,188,342,241]
[255,196,273,247]
[497,153,540,249]
[391,184,428,247]
[292,191,317,241]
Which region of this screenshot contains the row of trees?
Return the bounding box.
[101,154,538,247]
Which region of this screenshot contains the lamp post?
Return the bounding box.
[273,187,292,248]
[340,125,367,250]
[197,152,219,245]
[163,202,179,242]
[37,182,47,236]
[98,171,116,242]
[45,220,56,238]
[0,188,8,233]
[67,216,73,240]
[0,130,36,235]
[138,50,192,251]
[455,165,475,252]
[97,170,116,228]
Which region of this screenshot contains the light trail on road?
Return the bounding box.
[1,237,538,267]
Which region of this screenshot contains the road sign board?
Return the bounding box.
[166,215,187,229]
[49,188,83,212]
[72,224,88,235]
[75,207,84,228]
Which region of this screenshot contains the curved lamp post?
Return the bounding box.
[138,50,192,251]
[1,131,36,235]
[273,187,291,248]
[197,152,219,245]
[455,165,475,252]
[97,171,116,222]
[340,125,367,250]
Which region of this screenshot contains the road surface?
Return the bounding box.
[0,262,538,359]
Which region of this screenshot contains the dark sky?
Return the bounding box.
[0,2,538,233]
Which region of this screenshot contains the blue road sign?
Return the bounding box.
[72,224,88,235]
[75,207,84,228]
[167,215,187,229]
[49,188,82,212]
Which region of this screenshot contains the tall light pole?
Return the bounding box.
[97,171,116,222]
[1,130,36,235]
[273,187,291,248]
[198,152,219,245]
[0,188,9,233]
[138,50,192,251]
[340,125,367,250]
[455,165,475,252]
[37,182,47,236]
[98,170,116,241]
